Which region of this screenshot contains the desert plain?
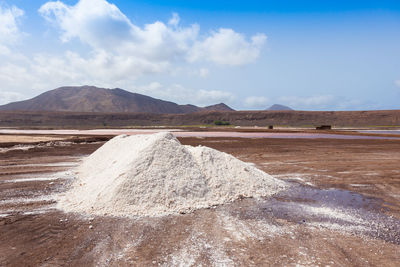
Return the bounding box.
[0,127,399,266]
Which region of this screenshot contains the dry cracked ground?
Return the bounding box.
[0,134,399,266]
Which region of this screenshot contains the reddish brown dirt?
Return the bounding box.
[0,135,399,266]
[1,109,400,128]
[181,137,400,217]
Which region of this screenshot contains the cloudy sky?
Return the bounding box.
[0,0,399,110]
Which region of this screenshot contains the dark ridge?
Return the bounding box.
[0,86,234,114]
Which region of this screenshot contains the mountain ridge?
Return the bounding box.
[267,104,293,111]
[0,86,235,114]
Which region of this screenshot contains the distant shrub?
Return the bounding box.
[214,120,230,126]
[316,125,331,130]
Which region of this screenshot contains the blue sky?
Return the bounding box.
[0,0,399,110]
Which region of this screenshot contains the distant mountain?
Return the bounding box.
[0,86,234,114]
[267,104,293,111]
[203,103,234,111]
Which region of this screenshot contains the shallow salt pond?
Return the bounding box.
[0,128,399,140]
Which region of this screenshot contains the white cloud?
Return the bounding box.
[395,80,400,87]
[188,29,266,66]
[39,0,265,68]
[168,12,180,27]
[39,0,201,64]
[244,96,269,108]
[0,4,24,46]
[198,68,209,77]
[279,95,335,108]
[135,82,234,106]
[196,89,234,104]
[278,95,383,111]
[39,0,134,46]
[0,0,265,103]
[0,91,25,105]
[335,98,364,110]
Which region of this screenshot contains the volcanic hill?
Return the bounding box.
[0,86,234,114]
[267,104,293,111]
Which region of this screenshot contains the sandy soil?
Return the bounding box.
[1,109,400,127]
[0,134,69,143]
[0,135,399,266]
[1,128,400,140]
[182,137,400,218]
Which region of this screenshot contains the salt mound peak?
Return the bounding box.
[58,132,287,217]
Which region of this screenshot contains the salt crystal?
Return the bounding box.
[57,133,286,217]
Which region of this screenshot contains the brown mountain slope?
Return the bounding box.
[0,110,400,128]
[267,104,293,111]
[204,103,234,111]
[0,86,234,114]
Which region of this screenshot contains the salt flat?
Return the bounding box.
[0,133,399,266]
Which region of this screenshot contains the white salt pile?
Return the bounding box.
[58,132,286,217]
